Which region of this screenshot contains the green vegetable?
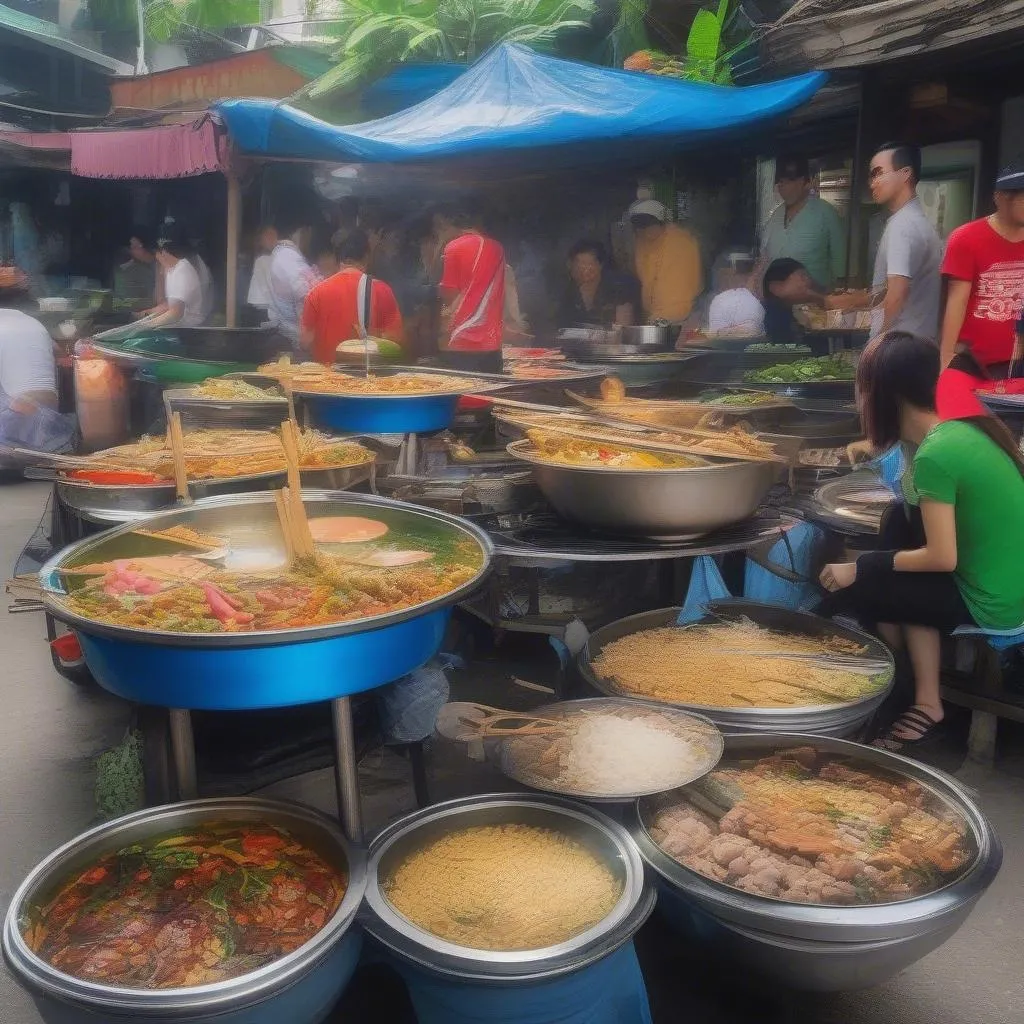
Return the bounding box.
[743,355,856,384]
[94,730,145,821]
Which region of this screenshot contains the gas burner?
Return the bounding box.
[468,508,797,563]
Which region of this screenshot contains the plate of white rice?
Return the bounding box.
[499,697,723,801]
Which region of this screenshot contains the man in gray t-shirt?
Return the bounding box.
[868,142,943,340]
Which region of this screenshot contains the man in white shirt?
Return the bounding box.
[707,253,765,335]
[0,271,74,452]
[147,231,208,328]
[267,216,318,346]
[246,225,278,315]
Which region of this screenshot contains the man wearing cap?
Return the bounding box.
[759,155,846,291]
[939,164,1024,377]
[628,200,702,324]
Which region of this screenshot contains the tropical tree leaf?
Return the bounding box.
[686,8,721,64]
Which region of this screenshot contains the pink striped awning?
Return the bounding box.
[70,118,228,179]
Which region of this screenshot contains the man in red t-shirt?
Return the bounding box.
[300,230,402,365]
[434,207,505,373]
[940,165,1024,376]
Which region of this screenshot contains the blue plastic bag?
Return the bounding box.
[677,555,730,624]
[872,444,906,489]
[743,520,823,612]
[391,941,652,1024]
[375,658,450,744]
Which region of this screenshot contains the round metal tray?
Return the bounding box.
[495,697,724,802]
[578,599,895,736]
[363,793,652,981]
[506,441,777,539]
[627,733,1002,991]
[55,461,375,523]
[3,797,366,1019]
[810,470,894,535]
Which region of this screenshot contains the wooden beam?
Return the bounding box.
[225,171,241,329]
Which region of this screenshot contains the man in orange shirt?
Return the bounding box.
[300,231,403,365]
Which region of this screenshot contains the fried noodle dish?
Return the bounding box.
[646,746,972,905]
[61,429,374,485]
[523,429,706,469]
[288,369,482,396]
[22,822,346,989]
[60,531,483,634]
[591,618,888,707]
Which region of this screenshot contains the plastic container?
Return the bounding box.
[74,358,129,451]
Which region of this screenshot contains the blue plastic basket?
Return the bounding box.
[300,393,461,433]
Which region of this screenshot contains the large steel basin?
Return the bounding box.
[363,793,654,983]
[628,734,1002,991]
[578,601,895,736]
[507,443,777,539]
[39,491,493,709]
[2,798,366,1022]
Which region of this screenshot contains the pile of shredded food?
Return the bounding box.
[189,378,281,401]
[290,370,480,396]
[524,429,704,469]
[591,618,886,708]
[645,746,972,905]
[384,824,621,950]
[61,429,374,483]
[506,706,718,795]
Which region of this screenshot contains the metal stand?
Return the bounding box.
[332,696,363,843]
[168,708,198,799]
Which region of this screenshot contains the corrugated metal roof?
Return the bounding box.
[759,0,1024,71]
[0,1,132,74]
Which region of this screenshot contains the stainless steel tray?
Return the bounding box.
[496,697,723,802]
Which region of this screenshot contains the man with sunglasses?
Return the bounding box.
[868,141,943,341]
[939,165,1024,377]
[760,154,846,292]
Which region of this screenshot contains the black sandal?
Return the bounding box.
[872,706,943,752]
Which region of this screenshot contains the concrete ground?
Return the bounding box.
[1,479,1022,1024]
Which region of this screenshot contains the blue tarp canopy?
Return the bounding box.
[216,44,825,167]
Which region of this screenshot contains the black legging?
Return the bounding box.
[819,503,975,630]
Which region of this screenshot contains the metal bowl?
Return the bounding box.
[163,387,290,430]
[495,697,724,802]
[3,798,366,1023]
[294,366,507,434]
[808,470,894,536]
[363,793,654,982]
[55,462,375,525]
[39,491,493,709]
[628,734,1002,991]
[578,600,895,736]
[506,442,777,539]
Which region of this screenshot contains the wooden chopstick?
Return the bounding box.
[279,421,315,558]
[168,412,190,502]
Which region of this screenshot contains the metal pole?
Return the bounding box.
[226,173,242,328]
[331,696,363,843]
[168,708,198,800]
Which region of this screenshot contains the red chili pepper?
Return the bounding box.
[81,866,108,885]
[67,470,163,484]
[598,449,613,460]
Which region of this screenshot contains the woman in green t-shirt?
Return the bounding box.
[819,331,1024,751]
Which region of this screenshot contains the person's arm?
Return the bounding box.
[939,278,972,368]
[878,275,911,333]
[891,500,957,571]
[144,301,184,328]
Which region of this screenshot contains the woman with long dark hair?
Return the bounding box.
[819,331,1024,750]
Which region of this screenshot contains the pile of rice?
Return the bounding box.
[384,823,621,950]
[508,709,712,795]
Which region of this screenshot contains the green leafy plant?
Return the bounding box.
[304,0,597,99]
